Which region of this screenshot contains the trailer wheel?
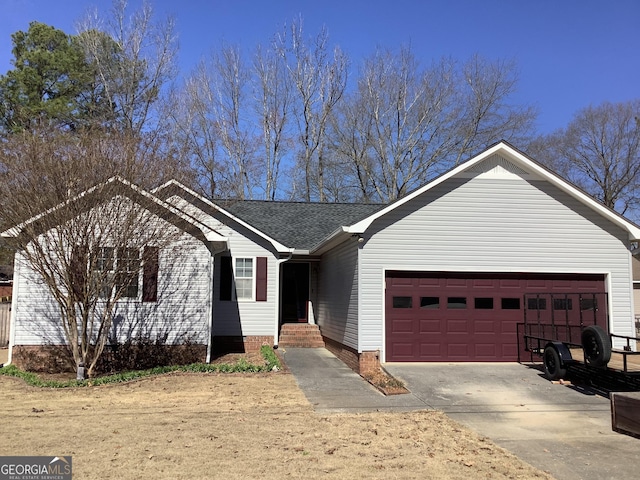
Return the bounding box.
[543,345,567,380]
[581,325,611,367]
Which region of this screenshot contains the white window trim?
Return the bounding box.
[94,246,143,302]
[233,256,256,302]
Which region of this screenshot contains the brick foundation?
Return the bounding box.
[11,343,208,373]
[211,336,274,354]
[12,345,74,373]
[322,336,380,374]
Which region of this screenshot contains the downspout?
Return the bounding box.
[6,254,20,366]
[206,240,228,363]
[205,252,214,363]
[273,249,294,348]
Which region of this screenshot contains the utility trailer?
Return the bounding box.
[517,292,640,380]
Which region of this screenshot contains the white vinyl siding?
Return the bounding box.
[12,229,213,346]
[211,227,276,337]
[164,194,278,337]
[358,172,634,356]
[317,236,359,350]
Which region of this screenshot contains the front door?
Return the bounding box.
[281,263,310,323]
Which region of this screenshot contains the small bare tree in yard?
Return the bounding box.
[0,128,182,377]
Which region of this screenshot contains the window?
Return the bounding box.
[447,297,467,309]
[235,258,254,300]
[96,247,114,272]
[475,297,494,309]
[95,247,115,298]
[116,248,140,298]
[220,256,268,302]
[420,297,439,309]
[553,298,573,310]
[527,297,547,310]
[501,298,521,309]
[80,245,157,301]
[580,297,598,311]
[393,296,413,308]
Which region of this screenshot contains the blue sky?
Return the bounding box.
[1,0,638,134]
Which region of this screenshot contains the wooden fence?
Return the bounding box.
[0,302,10,347]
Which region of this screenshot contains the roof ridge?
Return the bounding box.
[215,198,386,207]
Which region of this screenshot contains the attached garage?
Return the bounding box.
[313,142,640,371]
[385,271,606,362]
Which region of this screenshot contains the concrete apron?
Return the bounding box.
[384,363,640,480]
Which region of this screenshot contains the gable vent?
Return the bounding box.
[458,154,535,180]
[466,154,529,174]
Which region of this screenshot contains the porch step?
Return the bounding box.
[278,323,325,348]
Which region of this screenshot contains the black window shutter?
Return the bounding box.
[142,247,159,302]
[70,245,87,297]
[256,257,267,301]
[220,256,232,301]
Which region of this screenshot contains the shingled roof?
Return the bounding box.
[222,200,383,251]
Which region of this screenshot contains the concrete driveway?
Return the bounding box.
[384,363,640,480]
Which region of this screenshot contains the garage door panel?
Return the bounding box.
[389,319,415,334]
[419,319,442,333]
[474,320,496,333]
[447,344,469,357]
[446,319,470,333]
[500,321,517,334]
[420,343,442,358]
[390,342,416,359]
[385,272,605,362]
[472,279,495,288]
[446,278,467,288]
[499,279,520,288]
[418,278,440,288]
[475,344,497,357]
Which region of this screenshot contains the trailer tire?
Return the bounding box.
[581,325,611,367]
[543,345,567,380]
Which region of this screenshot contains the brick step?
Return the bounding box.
[279,323,325,348]
[280,324,321,331]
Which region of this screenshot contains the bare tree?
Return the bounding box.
[452,54,537,165]
[280,19,348,201]
[327,92,377,202]
[168,48,257,200]
[166,68,226,199]
[331,48,536,202]
[530,100,640,219]
[253,41,293,200]
[0,128,184,377]
[212,45,256,199]
[76,0,178,134]
[344,48,458,202]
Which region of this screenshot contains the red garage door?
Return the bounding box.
[385,272,606,362]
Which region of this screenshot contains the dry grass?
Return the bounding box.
[0,372,552,479]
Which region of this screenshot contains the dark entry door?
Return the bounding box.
[281,263,310,323]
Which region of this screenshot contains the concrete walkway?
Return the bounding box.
[284,347,640,480]
[281,347,427,413]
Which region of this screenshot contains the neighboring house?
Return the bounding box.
[4,142,640,373]
[0,265,13,299]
